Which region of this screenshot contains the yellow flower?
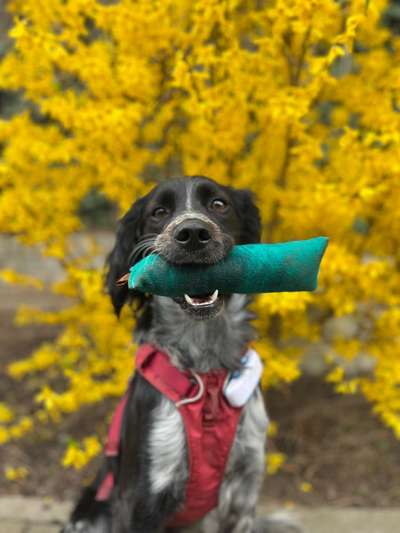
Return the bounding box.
[267,421,278,438]
[0,427,10,445]
[5,466,29,481]
[0,404,14,424]
[0,269,43,289]
[299,481,313,493]
[62,436,102,470]
[267,453,286,475]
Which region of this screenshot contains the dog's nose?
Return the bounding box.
[174,221,212,250]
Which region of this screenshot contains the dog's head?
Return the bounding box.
[107,176,261,323]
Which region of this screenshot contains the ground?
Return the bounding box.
[1,287,400,507]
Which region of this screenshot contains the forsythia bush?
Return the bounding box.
[1,0,400,470]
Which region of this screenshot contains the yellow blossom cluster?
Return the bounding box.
[62,436,102,470]
[299,481,313,493]
[4,466,29,481]
[267,452,287,475]
[0,0,400,472]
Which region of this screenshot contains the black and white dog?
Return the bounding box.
[62,176,299,533]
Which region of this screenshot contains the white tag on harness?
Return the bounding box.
[223,348,263,408]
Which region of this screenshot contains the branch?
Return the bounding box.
[266,27,311,239]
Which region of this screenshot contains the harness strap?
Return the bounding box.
[96,390,129,501]
[135,344,196,405]
[96,344,197,502]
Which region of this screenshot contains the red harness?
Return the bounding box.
[96,343,243,527]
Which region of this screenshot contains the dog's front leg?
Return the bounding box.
[217,389,268,533]
[218,454,264,533]
[112,376,186,533]
[112,490,176,533]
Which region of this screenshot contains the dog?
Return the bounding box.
[62,176,300,533]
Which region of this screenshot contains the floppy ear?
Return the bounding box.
[229,188,262,244]
[106,195,150,316]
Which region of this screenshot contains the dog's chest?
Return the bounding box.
[147,387,269,503]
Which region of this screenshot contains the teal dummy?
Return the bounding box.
[125,237,328,297]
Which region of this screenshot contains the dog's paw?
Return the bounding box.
[61,521,94,533]
[254,513,303,533]
[62,516,110,533]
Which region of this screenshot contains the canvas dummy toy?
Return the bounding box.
[124,237,328,297]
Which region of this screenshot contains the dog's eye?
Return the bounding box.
[210,198,228,212]
[152,207,169,219]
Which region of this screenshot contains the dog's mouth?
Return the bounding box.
[160,230,233,320]
[184,289,219,307]
[174,289,224,320]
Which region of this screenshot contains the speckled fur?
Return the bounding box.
[62,295,300,533]
[143,294,267,531]
[139,293,254,372]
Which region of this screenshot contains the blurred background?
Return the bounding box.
[1,0,400,513]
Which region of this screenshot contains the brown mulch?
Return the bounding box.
[1,299,400,506]
[265,379,400,506]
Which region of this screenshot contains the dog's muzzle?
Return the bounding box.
[153,213,234,319]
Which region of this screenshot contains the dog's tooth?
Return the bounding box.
[184,294,195,305]
[210,289,219,303]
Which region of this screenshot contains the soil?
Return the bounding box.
[1,288,400,506]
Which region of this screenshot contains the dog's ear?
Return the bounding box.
[229,188,262,244]
[106,195,150,316]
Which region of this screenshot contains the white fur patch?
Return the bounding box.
[164,211,219,232]
[186,180,194,210]
[241,386,269,443]
[62,518,109,533]
[148,396,186,494]
[226,293,250,325]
